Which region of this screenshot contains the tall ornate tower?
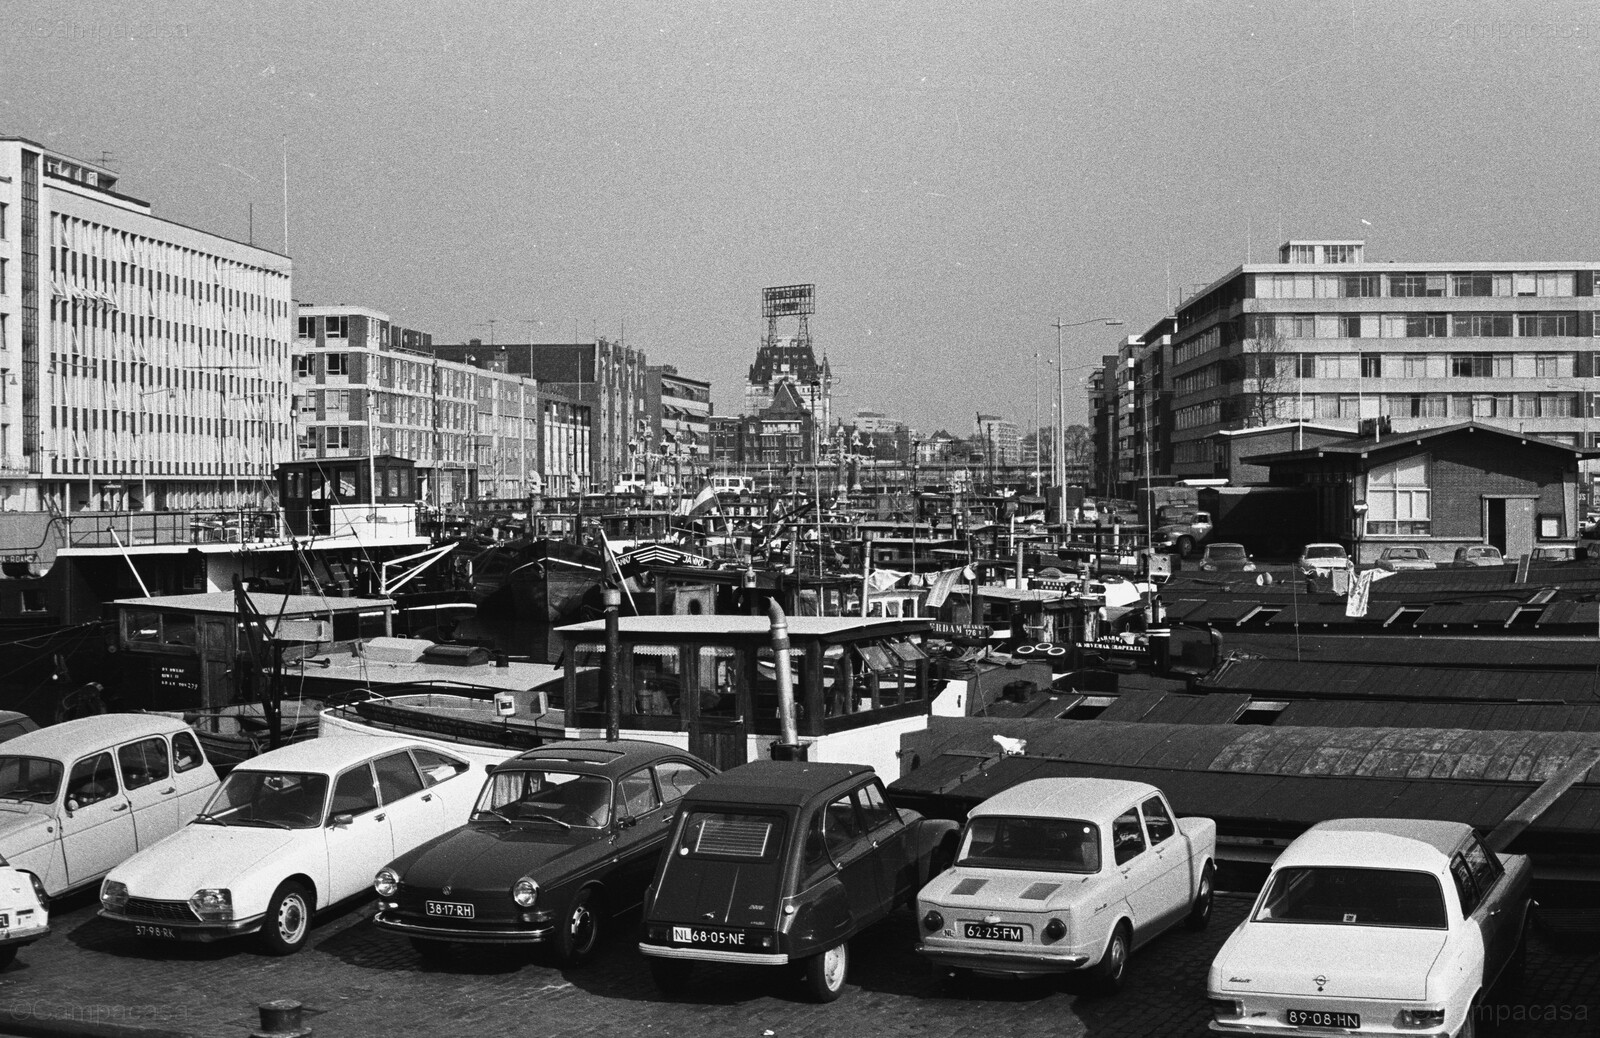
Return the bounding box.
[743,284,830,429]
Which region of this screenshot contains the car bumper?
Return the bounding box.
[0,921,50,948]
[918,941,1090,975]
[373,910,557,944]
[638,941,789,966]
[1209,1024,1445,1037]
[98,909,265,942]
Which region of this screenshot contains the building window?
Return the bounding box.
[326,315,349,338]
[1451,313,1512,337]
[1452,273,1494,297]
[327,353,348,376]
[1405,314,1448,337]
[1361,354,1382,378]
[1323,244,1359,264]
[1516,312,1575,337]
[297,392,319,414]
[1367,455,1431,536]
[296,316,316,339]
[294,355,314,378]
[326,427,351,450]
[1450,354,1508,378]
[1389,273,1445,297]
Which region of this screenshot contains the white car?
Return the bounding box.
[1297,543,1353,577]
[917,778,1217,993]
[1375,546,1437,572]
[1208,818,1531,1037]
[0,714,220,898]
[0,864,50,968]
[100,737,481,955]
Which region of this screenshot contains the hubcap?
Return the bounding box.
[570,905,594,950]
[279,895,307,942]
[823,945,846,988]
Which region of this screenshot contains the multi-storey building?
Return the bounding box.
[645,364,711,488]
[1163,240,1600,480]
[974,413,1020,467]
[430,338,642,489]
[1113,319,1175,499]
[0,137,293,513]
[294,306,582,503]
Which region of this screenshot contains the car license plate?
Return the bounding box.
[1286,1009,1360,1029]
[134,924,179,940]
[963,923,1024,942]
[425,901,474,918]
[671,925,746,948]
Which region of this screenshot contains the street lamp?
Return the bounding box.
[1053,317,1124,515]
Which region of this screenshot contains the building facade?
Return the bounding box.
[973,413,1020,467]
[645,364,711,489]
[0,137,293,513]
[1163,239,1600,481]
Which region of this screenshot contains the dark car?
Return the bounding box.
[638,760,959,1002]
[372,739,716,965]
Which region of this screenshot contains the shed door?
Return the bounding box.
[1503,498,1535,560]
[688,715,748,770]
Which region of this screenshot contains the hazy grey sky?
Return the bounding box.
[5,1,1596,434]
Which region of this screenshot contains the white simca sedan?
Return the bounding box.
[0,714,220,898]
[100,737,482,955]
[0,864,50,968]
[1208,818,1531,1038]
[917,777,1217,993]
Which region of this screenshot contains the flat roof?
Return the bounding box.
[557,616,926,638]
[114,591,394,615]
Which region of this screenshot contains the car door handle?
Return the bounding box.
[422,794,433,802]
[1119,866,1131,876]
[375,813,386,822]
[112,803,129,812]
[159,787,175,795]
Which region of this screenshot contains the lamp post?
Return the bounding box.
[1053,317,1124,515]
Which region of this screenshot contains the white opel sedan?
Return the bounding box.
[100,737,480,955]
[917,778,1217,993]
[1208,818,1531,1038]
[0,714,219,898]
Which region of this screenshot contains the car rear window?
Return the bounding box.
[958,816,1101,874]
[1255,866,1446,929]
[680,810,785,861]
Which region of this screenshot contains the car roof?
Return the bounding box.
[233,735,437,775]
[682,760,871,807]
[1302,543,1345,552]
[493,738,696,776]
[0,713,193,761]
[970,777,1158,822]
[1274,818,1470,873]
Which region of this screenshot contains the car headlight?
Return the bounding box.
[512,877,539,907]
[100,879,128,911]
[188,887,233,922]
[1398,1008,1446,1029]
[373,868,399,898]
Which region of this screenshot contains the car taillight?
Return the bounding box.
[922,910,943,932]
[1398,1008,1446,1029]
[1208,998,1242,1021]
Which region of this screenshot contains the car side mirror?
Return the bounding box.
[617,814,637,830]
[330,812,354,828]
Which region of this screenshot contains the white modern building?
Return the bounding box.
[0,137,293,512]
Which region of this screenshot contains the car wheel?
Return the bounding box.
[259,880,314,956]
[934,964,973,992]
[802,939,850,1002]
[1186,863,1215,931]
[0,945,16,970]
[649,958,693,995]
[1499,917,1530,993]
[1457,997,1479,1038]
[1093,922,1131,995]
[409,936,450,961]
[555,888,602,967]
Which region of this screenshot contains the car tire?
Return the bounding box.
[649,958,693,995]
[409,936,450,961]
[0,945,16,970]
[1092,922,1131,995]
[934,964,973,992]
[259,880,314,956]
[1186,863,1215,931]
[1499,917,1530,993]
[1457,997,1479,1038]
[802,939,850,1003]
[555,887,602,967]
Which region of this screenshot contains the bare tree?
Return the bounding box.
[1243,321,1298,427]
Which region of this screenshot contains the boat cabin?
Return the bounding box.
[277,455,418,541]
[553,615,936,776]
[113,590,394,711]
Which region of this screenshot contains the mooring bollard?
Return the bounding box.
[250,999,312,1038]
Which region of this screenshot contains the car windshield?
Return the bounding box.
[1386,548,1424,560]
[1304,546,1346,559]
[1208,545,1247,560]
[1254,866,1446,929]
[0,755,62,803]
[198,771,329,828]
[957,816,1101,874]
[474,768,612,828]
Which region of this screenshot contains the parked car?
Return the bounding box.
[1077,500,1102,523]
[1375,546,1436,572]
[1453,545,1505,567]
[373,740,716,964]
[0,714,220,898]
[1207,818,1531,1037]
[1296,543,1352,578]
[0,712,39,746]
[915,778,1215,993]
[639,760,959,1002]
[0,864,50,968]
[1531,545,1577,562]
[99,737,480,955]
[1198,542,1256,572]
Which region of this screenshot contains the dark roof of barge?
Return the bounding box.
[1197,657,1597,702]
[1192,632,1600,668]
[891,717,1600,837]
[1071,688,1600,732]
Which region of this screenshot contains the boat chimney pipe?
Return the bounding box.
[603,587,621,741]
[768,601,806,760]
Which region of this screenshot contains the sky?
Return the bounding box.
[5,0,1598,434]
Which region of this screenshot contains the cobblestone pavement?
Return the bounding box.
[0,892,1594,1038]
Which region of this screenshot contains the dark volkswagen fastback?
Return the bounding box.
[372,739,715,965]
[639,760,958,1002]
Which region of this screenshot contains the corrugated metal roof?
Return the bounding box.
[1096,690,1252,725]
[1414,602,1520,627]
[1200,657,1592,702]
[1179,600,1265,624]
[1274,700,1600,731]
[1200,632,1600,668]
[1260,602,1383,626]
[1535,600,1600,628]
